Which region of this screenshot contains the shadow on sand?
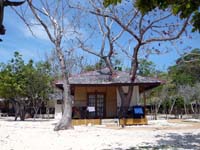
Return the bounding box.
[2,117,53,122]
[125,132,200,150]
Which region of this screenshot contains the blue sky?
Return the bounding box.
[148,32,200,71]
[0,7,52,63]
[0,5,200,71]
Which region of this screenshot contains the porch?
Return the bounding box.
[55,85,150,126]
[71,105,147,126]
[72,118,148,126]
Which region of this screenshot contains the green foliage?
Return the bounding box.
[103,0,122,7]
[23,61,52,102]
[149,49,200,111]
[177,48,200,63]
[191,12,200,32]
[174,96,184,109]
[162,99,171,110]
[169,65,194,85]
[137,59,156,76]
[83,59,106,72]
[83,58,122,72]
[168,48,200,85]
[135,0,199,17]
[135,0,200,32]
[0,52,52,103]
[103,0,200,32]
[0,52,26,99]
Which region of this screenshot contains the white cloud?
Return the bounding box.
[21,24,50,41]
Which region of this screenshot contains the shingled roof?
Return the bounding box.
[56,68,161,87]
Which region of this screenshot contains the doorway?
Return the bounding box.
[87,93,105,118]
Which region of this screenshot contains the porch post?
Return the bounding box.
[143,87,146,116]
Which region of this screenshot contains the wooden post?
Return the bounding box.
[143,87,146,117]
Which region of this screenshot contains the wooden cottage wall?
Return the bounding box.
[74,86,117,118]
[105,86,117,118]
[74,87,87,107]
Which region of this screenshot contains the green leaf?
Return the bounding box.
[186,3,190,9]
[172,6,179,14]
[103,0,122,7]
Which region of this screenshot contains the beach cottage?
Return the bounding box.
[55,68,161,125]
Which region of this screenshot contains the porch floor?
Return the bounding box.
[72,118,148,126]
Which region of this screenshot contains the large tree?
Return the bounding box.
[70,0,192,117]
[168,48,200,85]
[0,52,27,120]
[137,59,156,77]
[0,52,53,120]
[23,61,52,118]
[14,0,82,130]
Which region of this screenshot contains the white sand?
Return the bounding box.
[0,117,199,150]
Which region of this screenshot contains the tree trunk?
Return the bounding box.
[169,98,176,115]
[117,86,134,118]
[116,44,139,126]
[198,100,200,118]
[154,103,157,120]
[13,101,20,121]
[54,46,73,131]
[191,103,194,113]
[156,99,162,115]
[10,99,26,121]
[33,106,39,119]
[198,100,200,113]
[19,104,26,121]
[54,83,73,131]
[46,107,49,119]
[195,100,198,115]
[183,103,188,116]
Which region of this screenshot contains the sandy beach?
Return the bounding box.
[0,117,199,150]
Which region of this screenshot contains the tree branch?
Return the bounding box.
[142,16,191,44]
[27,0,55,43]
[90,10,141,43]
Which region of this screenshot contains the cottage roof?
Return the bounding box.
[56,68,161,88]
